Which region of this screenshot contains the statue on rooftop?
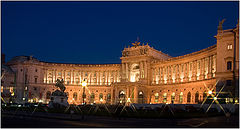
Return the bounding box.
[218,19,225,30]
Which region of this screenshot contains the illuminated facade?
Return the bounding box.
[1,22,239,105]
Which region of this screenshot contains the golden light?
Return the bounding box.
[208,90,212,95]
[82,80,87,87]
[213,97,217,100]
[127,98,131,103]
[11,92,14,96]
[235,99,238,103]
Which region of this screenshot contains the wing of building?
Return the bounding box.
[2,22,239,105]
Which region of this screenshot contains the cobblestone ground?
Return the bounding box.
[1,111,239,128]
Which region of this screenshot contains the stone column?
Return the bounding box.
[184,63,188,82]
[121,63,125,80]
[134,86,138,103]
[107,71,109,85]
[208,56,213,79]
[54,69,57,83]
[63,70,66,84]
[72,70,75,84]
[44,69,47,83]
[199,59,204,80]
[111,87,114,104]
[144,61,147,79]
[126,63,128,81]
[126,87,130,99]
[70,70,72,84]
[97,71,99,85]
[79,71,82,83]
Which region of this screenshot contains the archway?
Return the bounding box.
[187,92,191,103]
[195,92,199,103]
[138,91,144,104]
[119,90,126,104]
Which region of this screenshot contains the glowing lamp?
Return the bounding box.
[100,98,103,102]
[208,90,212,95]
[82,81,87,87]
[127,98,131,103]
[213,97,217,100]
[235,99,238,103]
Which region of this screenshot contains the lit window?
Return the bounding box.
[155,93,159,102]
[163,93,167,103]
[227,44,232,50]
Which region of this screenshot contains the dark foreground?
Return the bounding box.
[1,111,239,128]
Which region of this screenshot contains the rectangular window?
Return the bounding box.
[227,61,232,70]
[35,78,37,83]
[227,44,232,50]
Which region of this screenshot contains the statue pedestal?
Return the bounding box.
[48,90,69,108]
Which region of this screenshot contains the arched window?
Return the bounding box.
[99,93,103,101]
[73,92,77,101]
[187,92,191,103]
[227,61,232,70]
[46,91,51,99]
[138,91,144,104]
[171,93,175,104]
[195,92,199,103]
[163,93,167,103]
[179,92,183,103]
[155,93,159,103]
[107,93,111,103]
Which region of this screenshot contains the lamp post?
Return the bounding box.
[82,79,87,105]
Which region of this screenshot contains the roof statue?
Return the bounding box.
[132,37,140,47]
[218,19,225,30]
[55,79,66,92]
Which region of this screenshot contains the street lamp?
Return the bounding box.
[208,90,212,95]
[82,79,87,105]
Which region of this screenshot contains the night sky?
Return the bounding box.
[2,1,239,64]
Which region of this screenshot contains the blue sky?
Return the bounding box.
[2,1,239,64]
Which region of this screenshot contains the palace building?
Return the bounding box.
[1,22,239,105]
